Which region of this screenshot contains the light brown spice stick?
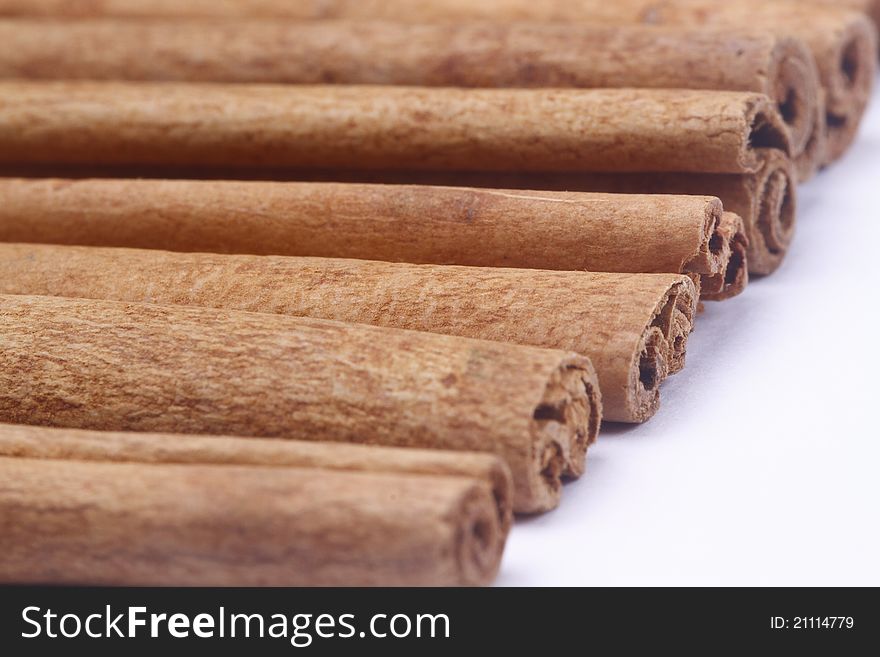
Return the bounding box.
[532,155,796,277]
[0,82,790,175]
[3,0,876,32]
[0,422,514,533]
[0,178,744,299]
[311,148,794,276]
[637,1,877,163]
[35,0,865,163]
[0,456,504,586]
[0,21,823,180]
[704,213,748,302]
[0,247,693,424]
[0,0,657,20]
[0,294,600,513]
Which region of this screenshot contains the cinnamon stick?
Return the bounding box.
[0,81,790,175]
[3,0,876,32]
[315,148,794,276]
[0,455,504,586]
[0,294,601,513]
[637,1,878,163]
[0,178,745,299]
[0,248,693,423]
[539,155,796,277]
[704,213,748,302]
[0,0,657,20]
[36,0,864,163]
[0,21,823,179]
[0,422,514,533]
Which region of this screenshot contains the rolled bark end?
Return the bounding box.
[631,327,667,423]
[453,482,506,586]
[769,37,826,180]
[745,97,791,170]
[749,150,798,275]
[771,38,821,160]
[527,355,601,511]
[652,279,696,375]
[700,212,749,302]
[681,197,747,300]
[627,278,697,423]
[681,197,724,275]
[640,1,874,164]
[758,161,797,267]
[823,15,877,162]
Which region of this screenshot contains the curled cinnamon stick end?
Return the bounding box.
[0,82,789,175]
[739,149,798,275]
[0,456,505,586]
[0,422,515,536]
[624,278,697,422]
[678,199,749,301]
[769,37,827,180]
[767,38,819,164]
[0,294,598,513]
[817,12,877,161]
[642,1,877,164]
[572,152,796,275]
[698,213,749,302]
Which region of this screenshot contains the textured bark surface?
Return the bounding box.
[0,21,822,178]
[0,247,694,424]
[32,0,863,163]
[559,151,797,277]
[0,295,600,513]
[0,178,741,298]
[1,0,874,32]
[0,0,680,20]
[0,456,504,586]
[700,213,748,302]
[811,0,880,37]
[0,82,789,174]
[638,1,877,163]
[308,148,794,276]
[0,422,514,533]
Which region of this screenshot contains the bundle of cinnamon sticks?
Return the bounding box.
[0,0,875,586]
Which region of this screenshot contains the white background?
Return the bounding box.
[497,83,880,586]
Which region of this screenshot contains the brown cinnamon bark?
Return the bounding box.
[0,422,514,533]
[812,0,880,40]
[0,81,790,175]
[0,294,600,513]
[0,0,664,20]
[311,148,794,276]
[536,153,796,277]
[701,213,748,302]
[638,1,878,163]
[0,247,692,423]
[3,0,875,31]
[0,178,743,299]
[28,0,860,163]
[0,455,504,586]
[0,21,822,179]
